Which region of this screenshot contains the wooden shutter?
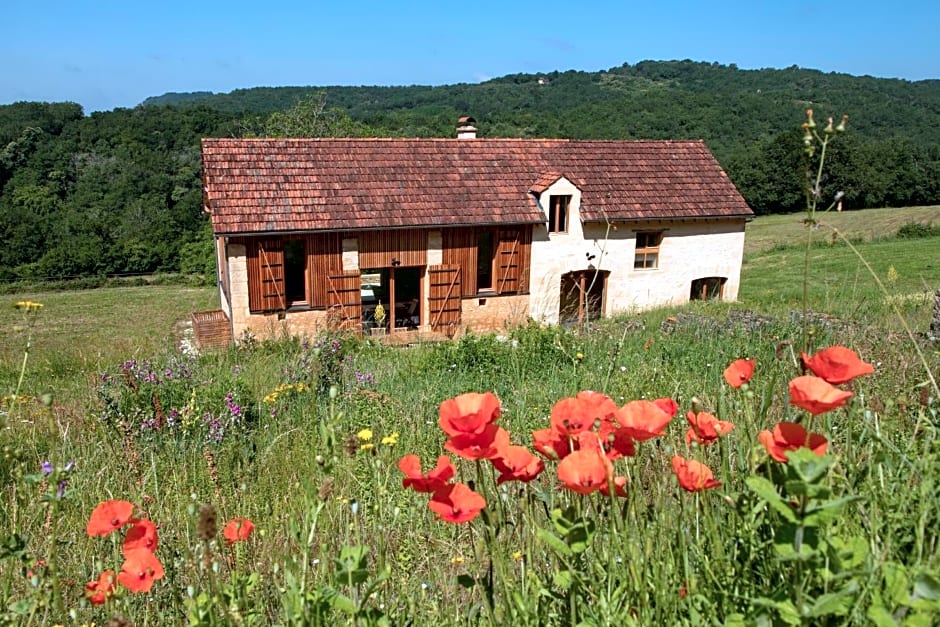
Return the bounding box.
[309,233,342,308]
[442,227,477,296]
[495,227,531,295]
[247,238,286,312]
[428,265,462,336]
[325,269,362,334]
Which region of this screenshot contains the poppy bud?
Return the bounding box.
[835,114,848,133]
[824,116,834,134]
[805,108,816,129]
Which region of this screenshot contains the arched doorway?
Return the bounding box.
[560,269,609,325]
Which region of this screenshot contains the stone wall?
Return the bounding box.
[459,294,529,335]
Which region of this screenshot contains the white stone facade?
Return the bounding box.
[528,178,746,325]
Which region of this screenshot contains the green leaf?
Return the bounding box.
[550,506,579,536]
[913,572,940,602]
[866,603,899,627]
[766,599,802,625]
[803,495,863,527]
[746,477,798,522]
[884,562,912,607]
[327,591,356,615]
[827,535,869,573]
[553,569,573,590]
[566,518,596,554]
[537,528,573,557]
[808,583,857,617]
[785,448,833,484]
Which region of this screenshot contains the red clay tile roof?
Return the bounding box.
[202,138,752,235]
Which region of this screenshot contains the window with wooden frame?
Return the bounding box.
[442,225,531,297]
[548,195,570,233]
[246,234,341,313]
[633,231,663,270]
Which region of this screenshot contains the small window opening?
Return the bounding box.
[477,230,494,291]
[284,239,307,305]
[690,277,727,301]
[549,195,570,233]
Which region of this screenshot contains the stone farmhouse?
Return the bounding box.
[199,119,753,342]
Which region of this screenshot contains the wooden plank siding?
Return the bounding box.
[326,270,362,334]
[428,265,462,336]
[442,227,477,296]
[496,226,531,294]
[246,238,286,312]
[442,226,531,297]
[359,230,427,269]
[308,232,342,308]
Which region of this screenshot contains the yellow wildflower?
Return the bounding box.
[357,428,373,441]
[575,352,584,361]
[381,432,399,446]
[15,301,44,311]
[512,551,523,561]
[360,443,374,451]
[450,556,465,564]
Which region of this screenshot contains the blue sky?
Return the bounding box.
[3,0,937,113]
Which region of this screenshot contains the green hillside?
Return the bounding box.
[1,60,938,285]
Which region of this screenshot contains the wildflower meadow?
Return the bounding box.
[1,114,939,625]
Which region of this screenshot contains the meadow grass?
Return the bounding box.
[743,205,940,254]
[1,217,939,625]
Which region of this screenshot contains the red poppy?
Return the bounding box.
[85,570,116,606]
[86,500,135,537]
[399,454,456,493]
[557,448,611,495]
[723,358,755,388]
[801,346,874,385]
[223,517,255,544]
[445,425,509,460]
[122,519,158,554]
[616,400,674,441]
[532,427,571,460]
[549,391,618,437]
[685,411,734,446]
[491,445,545,485]
[654,397,680,417]
[428,483,486,524]
[758,422,828,462]
[599,475,628,498]
[438,392,501,437]
[117,549,164,593]
[671,456,721,492]
[789,376,853,415]
[598,420,636,459]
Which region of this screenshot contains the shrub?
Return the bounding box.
[895,221,940,239]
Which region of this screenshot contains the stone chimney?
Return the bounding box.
[456,116,477,139]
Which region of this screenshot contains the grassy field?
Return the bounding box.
[1,211,939,625]
[0,286,217,404]
[743,204,940,254]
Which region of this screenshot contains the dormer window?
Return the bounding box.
[548,195,570,233]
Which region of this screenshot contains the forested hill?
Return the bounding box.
[2,60,939,283]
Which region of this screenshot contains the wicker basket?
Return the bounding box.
[191,310,232,350]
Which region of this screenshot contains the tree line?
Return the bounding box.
[2,60,938,282]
